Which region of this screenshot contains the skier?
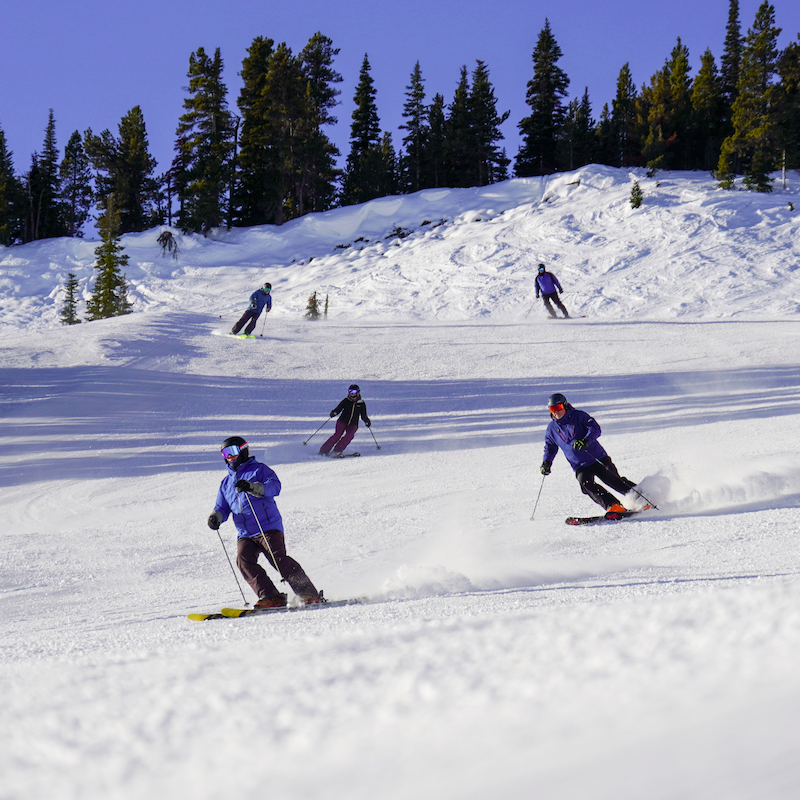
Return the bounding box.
[535,264,569,319]
[318,384,371,457]
[207,436,322,607]
[231,282,272,336]
[539,393,645,513]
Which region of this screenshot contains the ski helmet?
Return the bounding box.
[220,435,249,468]
[547,392,568,410]
[348,384,360,396]
[263,282,272,291]
[538,263,546,273]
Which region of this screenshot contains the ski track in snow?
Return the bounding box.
[2,166,800,799]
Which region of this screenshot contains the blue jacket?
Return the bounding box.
[535,271,562,297]
[248,289,272,314]
[214,457,283,537]
[543,406,608,471]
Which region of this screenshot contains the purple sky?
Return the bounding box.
[2,0,799,177]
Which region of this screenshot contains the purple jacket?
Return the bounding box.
[535,271,562,297]
[543,407,608,471]
[214,457,283,537]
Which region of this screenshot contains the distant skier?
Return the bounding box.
[535,264,569,319]
[207,436,322,607]
[231,282,271,336]
[540,393,646,513]
[319,384,371,457]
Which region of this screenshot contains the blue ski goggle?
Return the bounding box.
[221,443,247,460]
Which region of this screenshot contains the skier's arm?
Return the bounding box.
[535,276,541,298]
[360,401,369,424]
[553,275,563,293]
[331,399,346,417]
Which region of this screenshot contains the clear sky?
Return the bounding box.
[2,0,799,177]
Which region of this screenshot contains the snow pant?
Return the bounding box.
[231,308,261,335]
[574,456,636,510]
[236,532,319,602]
[319,419,358,455]
[542,292,569,318]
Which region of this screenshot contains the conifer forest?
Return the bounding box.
[1,0,798,246]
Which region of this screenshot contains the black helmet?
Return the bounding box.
[348,384,360,396]
[547,392,568,408]
[221,436,249,468]
[263,282,271,291]
[538,263,546,273]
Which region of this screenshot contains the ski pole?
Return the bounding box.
[530,473,546,521]
[303,416,331,445]
[215,528,249,605]
[244,492,283,582]
[259,311,268,337]
[367,425,381,450]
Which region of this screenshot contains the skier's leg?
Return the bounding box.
[236,536,282,600]
[243,310,260,334]
[231,310,252,334]
[319,419,346,455]
[542,294,557,318]
[332,423,359,453]
[575,465,619,509]
[554,295,569,318]
[595,456,636,495]
[260,529,320,602]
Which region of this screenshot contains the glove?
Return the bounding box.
[207,513,221,530]
[540,460,552,475]
[365,419,371,427]
[574,438,588,450]
[330,410,337,417]
[235,479,252,493]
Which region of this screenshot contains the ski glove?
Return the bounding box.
[330,410,337,417]
[235,479,265,497]
[207,512,222,530]
[574,438,588,450]
[365,419,371,427]
[540,460,552,475]
[235,479,252,493]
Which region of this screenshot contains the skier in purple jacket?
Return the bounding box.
[540,393,640,512]
[535,264,569,319]
[207,436,321,608]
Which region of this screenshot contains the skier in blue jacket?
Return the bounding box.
[535,264,569,319]
[540,393,640,513]
[207,436,321,607]
[231,282,272,336]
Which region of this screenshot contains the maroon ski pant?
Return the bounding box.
[319,420,358,455]
[236,531,318,601]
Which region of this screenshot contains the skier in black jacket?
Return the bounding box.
[319,384,371,456]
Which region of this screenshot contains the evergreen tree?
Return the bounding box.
[86,195,132,320]
[59,272,82,325]
[630,180,643,208]
[468,60,509,185]
[0,124,21,246]
[776,39,800,170]
[691,49,725,170]
[84,107,160,233]
[562,88,595,169]
[717,1,782,191]
[399,61,429,193]
[305,290,320,319]
[594,103,617,165]
[21,110,65,241]
[341,55,391,204]
[611,63,640,166]
[445,66,476,186]
[59,131,94,237]
[426,93,447,187]
[720,0,744,113]
[516,19,570,176]
[173,47,235,232]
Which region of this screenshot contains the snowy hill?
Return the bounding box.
[2,165,800,800]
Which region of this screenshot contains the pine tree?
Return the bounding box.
[84,107,160,234]
[86,195,132,320]
[21,110,65,241]
[0,124,21,246]
[468,60,509,185]
[426,93,447,187]
[305,290,320,320]
[691,49,725,170]
[173,47,235,233]
[59,272,82,325]
[611,63,640,167]
[59,131,94,237]
[341,54,391,205]
[776,39,800,171]
[445,66,475,187]
[562,88,595,169]
[718,1,782,191]
[399,61,429,193]
[720,1,744,115]
[630,180,643,208]
[516,19,570,176]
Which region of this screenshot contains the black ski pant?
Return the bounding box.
[231,308,261,335]
[237,531,319,601]
[574,456,636,510]
[541,292,569,318]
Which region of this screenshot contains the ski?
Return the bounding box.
[188,598,362,621]
[330,452,360,458]
[565,509,642,526]
[228,333,256,339]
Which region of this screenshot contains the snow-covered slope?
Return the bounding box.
[2,166,800,800]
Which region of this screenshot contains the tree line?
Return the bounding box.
[1,1,798,248]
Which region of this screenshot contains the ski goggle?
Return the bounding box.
[548,403,565,413]
[221,443,247,459]
[263,285,271,292]
[348,389,359,396]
